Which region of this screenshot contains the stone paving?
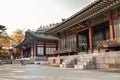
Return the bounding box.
[0,64,120,80]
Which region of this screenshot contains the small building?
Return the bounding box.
[16,30,58,59]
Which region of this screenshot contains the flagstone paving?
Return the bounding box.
[0,64,120,80]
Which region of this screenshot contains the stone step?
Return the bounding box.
[74,64,96,69]
[74,64,86,69]
[34,61,48,65]
[77,57,93,62]
[77,56,93,61]
[78,59,90,63]
[81,54,93,56]
[78,54,93,58]
[80,58,91,61]
[77,61,88,65]
[12,60,20,64]
[81,56,92,58]
[74,53,95,69]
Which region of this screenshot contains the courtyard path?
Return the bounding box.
[0,64,120,80]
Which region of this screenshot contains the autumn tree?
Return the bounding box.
[0,25,11,59]
[10,29,25,58]
[11,29,25,46]
[0,27,25,59]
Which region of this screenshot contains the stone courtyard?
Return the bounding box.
[0,64,120,80]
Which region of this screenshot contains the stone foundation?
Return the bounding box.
[48,51,120,70]
[48,55,78,67]
[96,51,120,69]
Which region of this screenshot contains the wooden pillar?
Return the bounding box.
[89,26,93,53]
[31,45,34,58]
[102,30,106,40]
[104,12,115,39]
[56,42,58,50]
[21,49,24,58]
[75,33,78,51]
[64,35,66,49]
[31,42,34,58]
[33,42,37,58]
[44,43,46,56]
[35,43,37,57]
[58,37,60,50]
[109,18,115,39]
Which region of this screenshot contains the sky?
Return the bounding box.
[0,0,95,35]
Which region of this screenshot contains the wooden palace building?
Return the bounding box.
[17,27,58,59]
[17,0,120,69]
[46,0,120,54]
[45,0,120,69]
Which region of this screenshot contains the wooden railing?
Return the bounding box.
[54,48,77,54]
[97,38,120,48]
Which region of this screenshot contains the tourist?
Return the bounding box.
[82,41,88,53]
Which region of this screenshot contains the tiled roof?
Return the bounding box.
[45,0,120,34]
[27,31,58,40]
[16,31,58,48]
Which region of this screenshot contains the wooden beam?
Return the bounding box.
[78,24,85,28]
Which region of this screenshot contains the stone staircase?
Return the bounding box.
[12,60,21,64]
[30,57,48,64]
[59,55,78,68]
[74,53,96,69]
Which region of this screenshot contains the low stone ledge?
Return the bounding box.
[104,57,116,64]
[116,57,120,64]
[109,64,120,69]
[96,56,105,64]
[96,64,109,69]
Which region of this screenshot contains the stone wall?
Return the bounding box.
[48,55,78,67]
[48,51,120,69]
[96,51,120,69]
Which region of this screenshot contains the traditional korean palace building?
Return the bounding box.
[17,0,120,69]
[45,0,120,69]
[46,0,120,52]
[16,27,58,59]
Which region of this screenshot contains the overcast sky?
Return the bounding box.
[0,0,94,35]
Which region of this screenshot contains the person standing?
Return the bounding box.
[82,41,88,53]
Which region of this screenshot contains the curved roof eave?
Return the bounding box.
[27,31,58,41]
[15,31,35,48]
[45,0,101,34]
[16,31,58,48]
[45,0,120,35]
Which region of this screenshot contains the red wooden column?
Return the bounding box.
[89,26,93,53]
[104,12,115,39]
[21,49,24,58]
[64,34,66,49]
[31,45,34,58]
[56,42,58,50]
[75,33,78,51]
[33,42,37,58]
[109,18,115,39]
[58,37,60,50]
[43,43,46,56]
[102,30,106,40]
